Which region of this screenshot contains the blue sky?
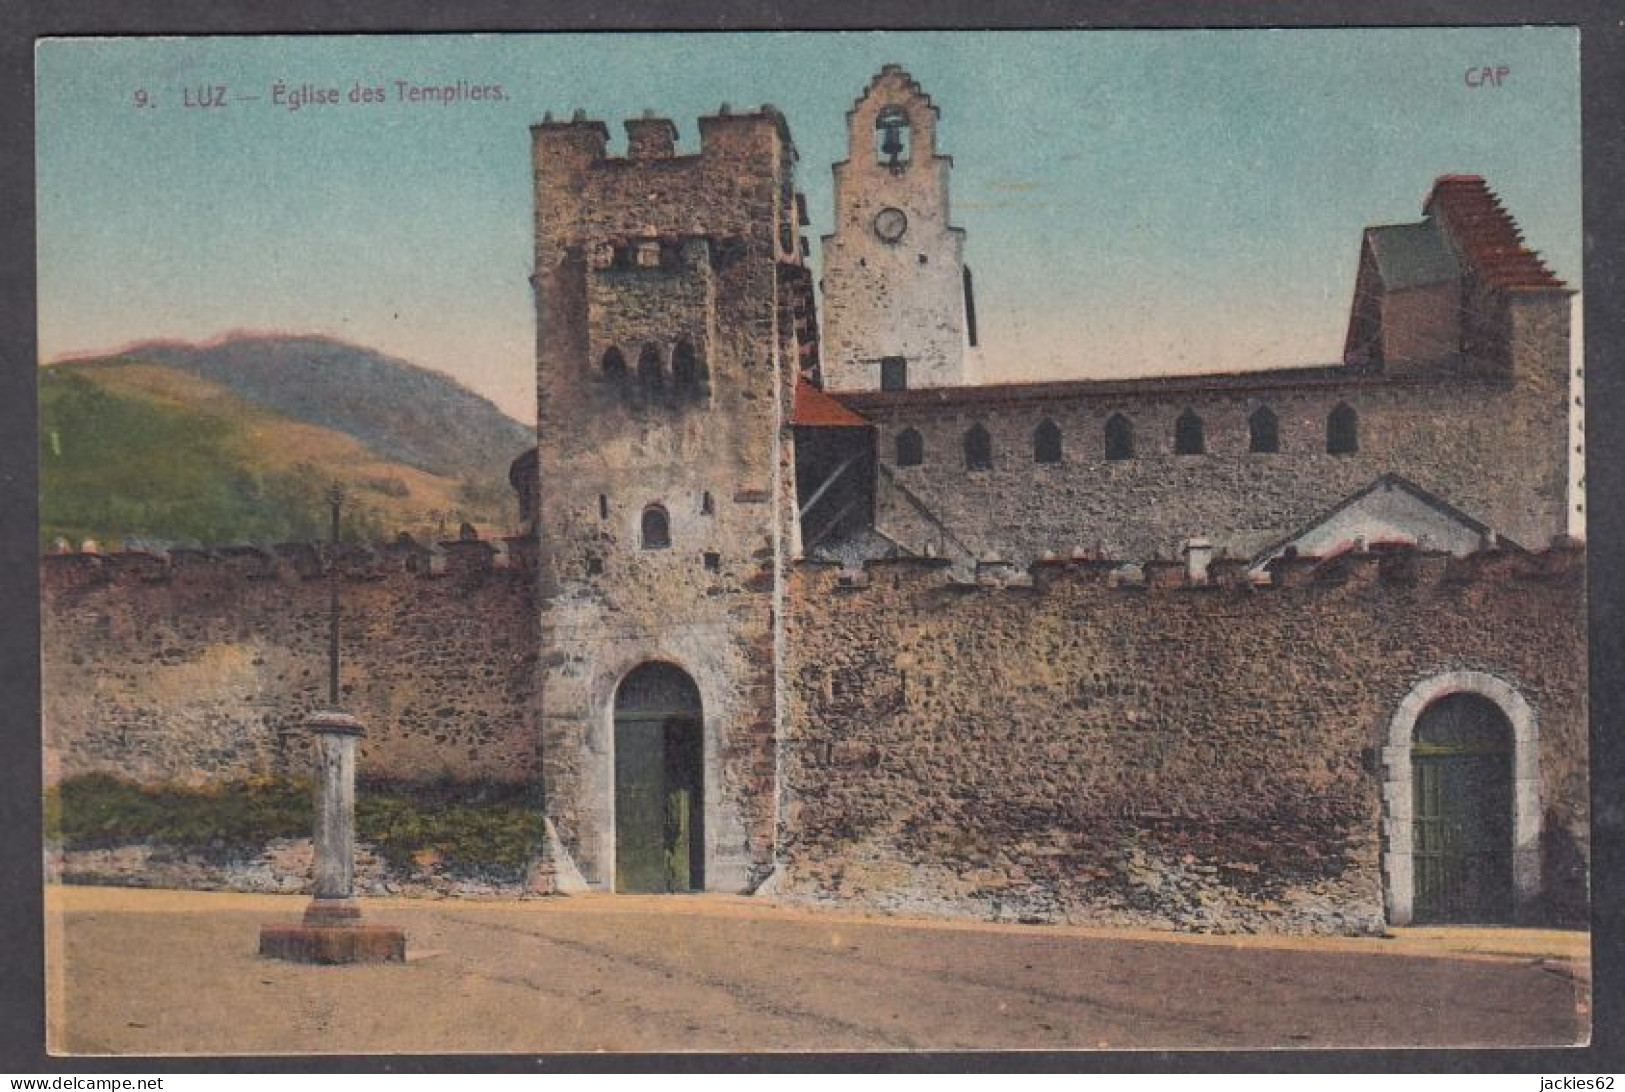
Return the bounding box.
[36,29,1580,422]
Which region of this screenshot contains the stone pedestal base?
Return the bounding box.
[303,898,363,925]
[262,710,405,963]
[258,920,407,964]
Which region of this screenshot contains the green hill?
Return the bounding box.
[104,335,533,483]
[40,355,527,548]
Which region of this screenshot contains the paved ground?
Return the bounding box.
[45,885,1590,1055]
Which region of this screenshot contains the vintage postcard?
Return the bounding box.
[36,28,1588,1054]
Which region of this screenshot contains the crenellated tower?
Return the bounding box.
[529,105,813,893]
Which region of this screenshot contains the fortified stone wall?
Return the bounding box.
[38,534,1588,931]
[41,540,537,788]
[780,542,1588,931]
[849,322,1569,566]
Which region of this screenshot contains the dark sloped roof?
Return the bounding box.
[1366,219,1459,290]
[1425,175,1567,290]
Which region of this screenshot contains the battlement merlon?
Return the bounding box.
[624,112,678,159]
[531,105,803,272]
[791,534,1585,598]
[530,104,795,169]
[41,529,540,592]
[529,110,611,164]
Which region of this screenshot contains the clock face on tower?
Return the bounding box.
[872,206,908,243]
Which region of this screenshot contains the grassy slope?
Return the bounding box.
[41,361,516,547]
[112,335,534,482]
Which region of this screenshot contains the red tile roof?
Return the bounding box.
[793,377,870,427]
[1424,175,1567,290]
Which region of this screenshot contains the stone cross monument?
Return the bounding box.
[259,484,406,963]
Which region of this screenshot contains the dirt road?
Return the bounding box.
[45,886,1589,1055]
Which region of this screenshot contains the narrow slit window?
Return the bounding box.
[964,424,993,471]
[1105,413,1134,461]
[638,344,664,391]
[673,338,702,392]
[1328,403,1359,455]
[1249,406,1279,454]
[1034,420,1062,464]
[896,428,924,467]
[1174,409,1205,456]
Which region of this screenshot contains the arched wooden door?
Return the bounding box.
[1411,694,1514,922]
[614,662,704,893]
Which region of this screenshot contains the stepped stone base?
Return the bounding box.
[259,901,406,963]
[258,922,406,964]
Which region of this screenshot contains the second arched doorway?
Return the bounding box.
[1411,693,1514,922]
[613,662,705,893]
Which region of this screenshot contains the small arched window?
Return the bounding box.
[673,339,702,391]
[1248,406,1279,454]
[1034,420,1062,464]
[1174,409,1205,456]
[602,346,627,380]
[1328,403,1359,455]
[638,344,664,390]
[1105,413,1134,461]
[964,424,993,471]
[640,504,671,550]
[896,428,924,467]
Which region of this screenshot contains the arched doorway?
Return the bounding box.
[1411,693,1513,922]
[1381,670,1539,925]
[613,662,704,893]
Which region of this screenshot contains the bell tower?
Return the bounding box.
[820,65,974,391]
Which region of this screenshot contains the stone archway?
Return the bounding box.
[612,662,705,893]
[1380,671,1540,925]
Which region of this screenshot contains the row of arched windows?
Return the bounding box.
[894,405,1361,469]
[601,340,707,396]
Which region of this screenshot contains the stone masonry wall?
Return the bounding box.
[42,545,537,788]
[851,347,1569,567]
[780,544,1587,932]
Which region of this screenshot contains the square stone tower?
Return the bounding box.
[529,105,811,892]
[820,65,975,391]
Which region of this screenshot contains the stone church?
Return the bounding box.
[44,66,1588,932]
